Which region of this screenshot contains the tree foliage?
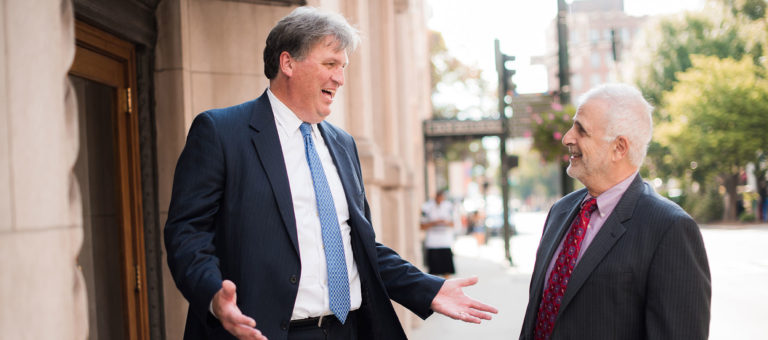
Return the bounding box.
[635,10,749,108]
[429,30,492,119]
[657,55,768,220]
[633,0,768,221]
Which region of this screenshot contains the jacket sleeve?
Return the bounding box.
[347,140,444,319]
[374,217,444,319]
[164,112,225,322]
[645,214,711,339]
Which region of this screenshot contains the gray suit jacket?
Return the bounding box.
[519,174,711,340]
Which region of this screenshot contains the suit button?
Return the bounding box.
[281,321,288,331]
[289,275,298,284]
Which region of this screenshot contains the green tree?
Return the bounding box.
[511,148,561,206]
[634,0,768,221]
[657,55,768,221]
[635,0,766,107]
[429,30,492,119]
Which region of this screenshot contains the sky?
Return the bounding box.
[427,0,707,94]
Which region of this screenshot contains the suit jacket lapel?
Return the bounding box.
[558,174,643,312]
[317,122,363,203]
[249,92,299,256]
[530,192,586,305]
[317,122,378,264]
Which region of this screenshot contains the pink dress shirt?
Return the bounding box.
[542,172,639,288]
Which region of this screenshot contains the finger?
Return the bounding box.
[457,276,479,287]
[469,300,498,314]
[232,324,267,340]
[466,308,494,321]
[229,312,256,328]
[222,280,237,300]
[218,300,256,328]
[456,311,482,324]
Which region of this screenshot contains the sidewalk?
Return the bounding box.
[410,214,768,340]
[409,212,547,340]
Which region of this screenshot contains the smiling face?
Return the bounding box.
[281,36,348,123]
[562,98,616,192]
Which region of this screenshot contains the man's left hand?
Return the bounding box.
[430,276,498,323]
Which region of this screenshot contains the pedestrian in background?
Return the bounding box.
[466,210,486,245]
[421,189,457,278]
[164,7,497,340]
[519,83,711,340]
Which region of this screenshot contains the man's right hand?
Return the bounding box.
[212,280,268,340]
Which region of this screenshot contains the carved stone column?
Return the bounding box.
[0,0,87,338]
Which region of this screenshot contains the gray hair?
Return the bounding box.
[263,6,360,79]
[578,83,654,167]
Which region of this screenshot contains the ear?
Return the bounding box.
[279,51,294,77]
[613,136,629,161]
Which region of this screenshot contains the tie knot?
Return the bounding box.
[582,197,597,213]
[300,122,312,138]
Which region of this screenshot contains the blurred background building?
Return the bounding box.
[534,0,647,101]
[0,0,433,338]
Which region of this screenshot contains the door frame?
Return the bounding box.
[69,20,150,340]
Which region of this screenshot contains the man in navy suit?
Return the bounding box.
[164,6,496,340]
[519,84,711,340]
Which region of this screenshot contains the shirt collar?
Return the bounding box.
[584,171,638,217]
[267,88,306,137]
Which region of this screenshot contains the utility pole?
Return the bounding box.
[557,0,571,105]
[495,39,515,265]
[557,0,574,196]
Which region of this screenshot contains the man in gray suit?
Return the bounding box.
[519,83,711,340]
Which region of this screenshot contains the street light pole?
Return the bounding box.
[495,39,514,265]
[557,0,575,196]
[557,0,571,105]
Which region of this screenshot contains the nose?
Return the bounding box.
[562,126,575,146]
[332,67,345,86]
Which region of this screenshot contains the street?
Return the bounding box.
[409,212,768,340]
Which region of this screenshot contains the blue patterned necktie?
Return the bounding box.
[299,122,350,323]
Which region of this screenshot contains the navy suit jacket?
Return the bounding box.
[165,91,444,340]
[519,174,711,340]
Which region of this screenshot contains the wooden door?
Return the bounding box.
[69,20,149,340]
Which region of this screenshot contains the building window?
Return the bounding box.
[591,51,601,68]
[590,29,599,43]
[572,55,582,69]
[622,27,631,43]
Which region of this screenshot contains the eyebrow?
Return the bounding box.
[574,120,590,137]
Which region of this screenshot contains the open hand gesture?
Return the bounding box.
[212,280,268,340]
[430,276,498,323]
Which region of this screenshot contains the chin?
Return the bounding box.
[566,165,583,180]
[317,107,332,117]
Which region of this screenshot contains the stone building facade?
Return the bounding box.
[0,0,432,338]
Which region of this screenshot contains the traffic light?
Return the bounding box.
[502,54,516,96]
[495,39,516,100]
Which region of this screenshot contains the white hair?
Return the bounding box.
[577,83,654,167]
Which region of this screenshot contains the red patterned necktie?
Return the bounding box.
[534,198,597,340]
